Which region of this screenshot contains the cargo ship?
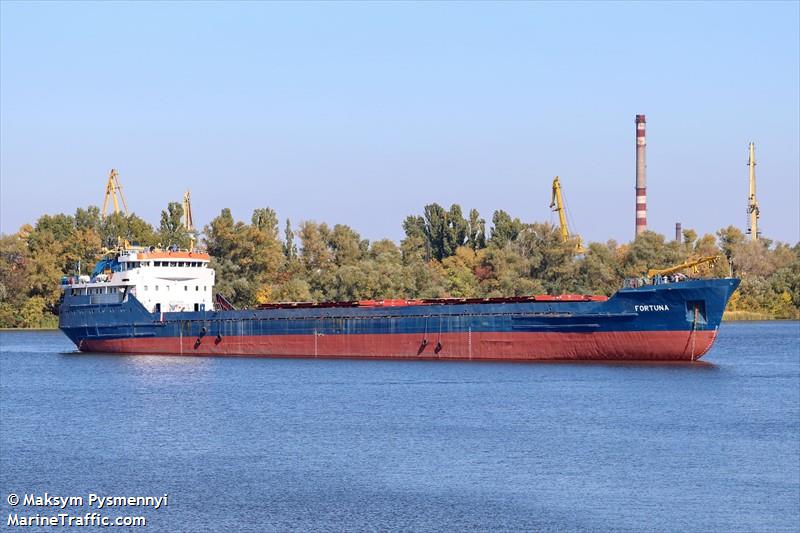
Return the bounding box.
[57,246,739,361]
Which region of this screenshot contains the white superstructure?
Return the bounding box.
[62,248,215,313]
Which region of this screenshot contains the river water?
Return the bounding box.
[1,322,798,532]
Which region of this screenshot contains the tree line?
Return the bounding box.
[1,201,798,327]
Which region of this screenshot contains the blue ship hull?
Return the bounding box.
[59,278,740,361]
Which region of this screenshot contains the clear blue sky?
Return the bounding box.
[2,1,798,245]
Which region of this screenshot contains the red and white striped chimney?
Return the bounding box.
[635,114,647,237]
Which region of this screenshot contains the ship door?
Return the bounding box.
[685,300,707,325]
[154,303,161,313]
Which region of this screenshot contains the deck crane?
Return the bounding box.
[550,176,584,253]
[183,189,197,250]
[646,255,721,279]
[101,169,129,219]
[746,142,760,241]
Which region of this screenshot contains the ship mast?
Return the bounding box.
[746,142,760,241]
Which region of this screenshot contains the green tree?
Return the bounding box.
[467,208,487,251]
[489,210,523,248]
[423,203,448,260]
[328,224,365,267]
[283,218,297,260]
[252,208,279,239]
[101,212,157,248]
[158,202,190,249]
[444,204,469,257]
[682,228,697,249]
[717,226,746,262]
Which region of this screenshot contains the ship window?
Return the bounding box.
[204,286,207,291]
[144,285,148,291]
[154,261,160,267]
[155,285,159,291]
[196,286,199,291]
[185,285,188,291]
[170,262,177,267]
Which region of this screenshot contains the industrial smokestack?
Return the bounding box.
[675,222,682,242]
[635,114,647,237]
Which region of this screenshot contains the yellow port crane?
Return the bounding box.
[183,189,197,250]
[550,176,584,253]
[646,255,721,279]
[101,169,129,219]
[746,142,760,241]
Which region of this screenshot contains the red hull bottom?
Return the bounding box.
[79,330,719,361]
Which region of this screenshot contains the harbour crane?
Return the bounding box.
[100,168,128,218]
[746,142,760,241]
[550,176,584,253]
[101,169,129,219]
[183,189,198,250]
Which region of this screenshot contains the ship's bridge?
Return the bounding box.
[61,248,216,313]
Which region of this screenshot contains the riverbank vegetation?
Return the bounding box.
[1,202,798,327]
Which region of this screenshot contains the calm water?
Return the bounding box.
[1,322,798,532]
